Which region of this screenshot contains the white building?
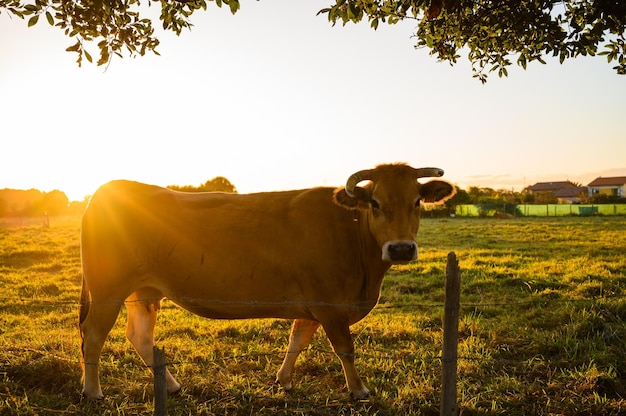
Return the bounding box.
[587,176,626,198]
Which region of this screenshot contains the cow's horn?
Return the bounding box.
[413,167,444,178]
[345,169,375,198]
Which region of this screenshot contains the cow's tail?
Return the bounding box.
[79,276,90,327]
[79,274,90,368]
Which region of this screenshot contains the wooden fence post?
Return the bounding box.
[153,345,167,416]
[441,251,460,416]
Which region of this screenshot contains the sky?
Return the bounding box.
[1,0,625,202]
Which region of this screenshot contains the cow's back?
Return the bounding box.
[82,180,173,249]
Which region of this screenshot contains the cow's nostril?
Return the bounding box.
[387,242,417,261]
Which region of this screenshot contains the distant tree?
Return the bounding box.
[446,186,471,207]
[0,188,72,217]
[532,191,559,204]
[465,186,523,205]
[168,176,237,193]
[429,185,469,217]
[199,176,237,193]
[495,189,522,204]
[39,190,70,215]
[521,189,535,204]
[68,197,90,215]
[3,0,624,81]
[467,186,495,203]
[466,186,481,203]
[0,189,42,216]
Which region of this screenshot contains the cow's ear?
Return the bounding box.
[420,180,456,203]
[333,187,371,210]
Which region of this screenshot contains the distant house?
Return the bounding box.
[527,181,587,204]
[587,176,626,198]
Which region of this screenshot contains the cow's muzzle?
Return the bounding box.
[382,240,418,263]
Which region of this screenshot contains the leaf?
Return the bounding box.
[28,14,39,27]
[327,6,337,23]
[84,50,93,63]
[317,7,328,15]
[349,3,360,22]
[66,41,81,52]
[9,6,26,18]
[97,52,109,66]
[45,11,53,25]
[228,0,239,14]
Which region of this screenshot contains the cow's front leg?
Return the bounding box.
[321,320,370,399]
[276,319,320,390]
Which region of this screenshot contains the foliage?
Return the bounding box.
[423,186,470,217]
[322,0,626,82]
[1,0,624,81]
[583,193,626,205]
[0,188,74,217]
[1,217,626,414]
[465,185,522,204]
[445,185,471,206]
[525,190,559,204]
[167,176,238,193]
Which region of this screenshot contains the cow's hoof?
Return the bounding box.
[271,379,291,395]
[81,391,104,401]
[350,387,371,401]
[275,376,294,392]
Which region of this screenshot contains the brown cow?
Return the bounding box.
[79,163,455,400]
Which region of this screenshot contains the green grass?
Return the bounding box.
[1,216,626,415]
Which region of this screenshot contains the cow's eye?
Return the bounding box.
[370,199,381,209]
[414,198,422,208]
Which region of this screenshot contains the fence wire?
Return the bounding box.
[2,291,625,310]
[2,293,625,369]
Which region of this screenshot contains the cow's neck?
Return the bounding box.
[351,210,392,312]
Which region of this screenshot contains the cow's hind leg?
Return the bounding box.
[320,319,370,400]
[125,290,181,394]
[276,319,320,391]
[80,300,122,399]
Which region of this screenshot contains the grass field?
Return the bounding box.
[1,216,625,415]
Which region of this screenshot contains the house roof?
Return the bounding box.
[554,186,588,198]
[527,181,577,192]
[587,176,626,187]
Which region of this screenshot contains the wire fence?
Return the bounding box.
[4,292,624,314]
[3,294,625,364]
